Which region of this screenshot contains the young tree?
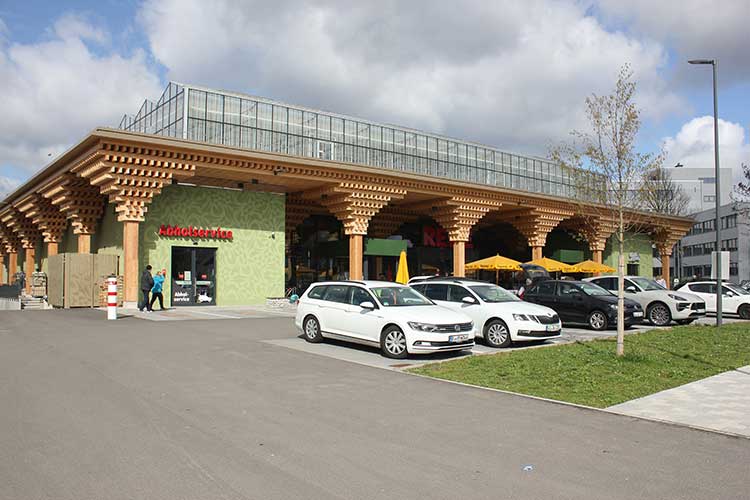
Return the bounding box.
[551,65,663,356]
[733,163,750,204]
[641,166,690,216]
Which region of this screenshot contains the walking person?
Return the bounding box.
[139,265,154,312]
[150,269,166,311]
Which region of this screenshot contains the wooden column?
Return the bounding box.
[349,234,364,280]
[661,253,671,290]
[453,241,466,277]
[531,245,543,261]
[24,247,35,294]
[0,253,4,285]
[78,234,92,253]
[47,242,58,257]
[8,252,17,284]
[123,221,139,306]
[592,250,603,264]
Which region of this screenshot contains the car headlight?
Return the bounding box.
[407,321,439,332]
[668,294,687,301]
[512,314,530,321]
[608,304,618,310]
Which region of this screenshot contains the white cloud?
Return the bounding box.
[138,0,680,156]
[595,0,750,85]
[663,116,750,179]
[0,13,162,172]
[0,175,20,199]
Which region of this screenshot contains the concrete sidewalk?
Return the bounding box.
[609,366,750,437]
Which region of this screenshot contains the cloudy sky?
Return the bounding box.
[1,0,748,198]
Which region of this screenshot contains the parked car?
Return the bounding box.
[523,280,643,330]
[295,281,475,358]
[583,275,705,326]
[410,278,562,348]
[675,281,750,319]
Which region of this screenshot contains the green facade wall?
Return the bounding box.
[94,203,124,269]
[603,232,653,277]
[60,221,78,254]
[140,184,285,307]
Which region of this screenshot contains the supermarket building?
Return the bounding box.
[0,82,691,307]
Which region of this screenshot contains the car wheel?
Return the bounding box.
[303,315,324,343]
[647,303,672,326]
[676,319,695,325]
[381,326,408,359]
[588,310,608,331]
[739,304,750,320]
[484,319,512,348]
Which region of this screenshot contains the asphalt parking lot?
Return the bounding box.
[0,309,747,500]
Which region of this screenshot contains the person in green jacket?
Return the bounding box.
[150,269,166,311]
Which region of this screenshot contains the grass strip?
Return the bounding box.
[409,323,750,408]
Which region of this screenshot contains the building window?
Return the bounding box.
[627,263,639,275]
[722,238,738,251]
[721,214,737,229]
[730,262,738,276]
[317,140,334,160]
[683,246,693,257]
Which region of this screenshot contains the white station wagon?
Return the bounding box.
[410,278,562,348]
[676,281,750,319]
[295,281,476,358]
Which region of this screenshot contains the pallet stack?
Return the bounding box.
[30,272,47,298]
[97,275,123,307]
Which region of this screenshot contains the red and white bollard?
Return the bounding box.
[107,275,118,320]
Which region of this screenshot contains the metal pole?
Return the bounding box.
[713,61,722,327]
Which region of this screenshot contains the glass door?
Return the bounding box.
[171,247,217,306]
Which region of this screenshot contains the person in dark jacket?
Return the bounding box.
[139,265,154,312]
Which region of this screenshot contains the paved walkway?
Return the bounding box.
[609,366,750,437]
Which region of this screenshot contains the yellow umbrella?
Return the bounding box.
[570,259,616,274]
[465,254,522,271]
[466,254,522,284]
[526,256,577,273]
[395,250,410,284]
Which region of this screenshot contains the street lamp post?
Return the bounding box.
[688,58,722,327]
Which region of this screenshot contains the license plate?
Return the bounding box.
[697,308,705,312]
[449,334,469,342]
[633,311,644,317]
[546,324,560,332]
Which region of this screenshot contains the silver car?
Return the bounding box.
[583,276,706,326]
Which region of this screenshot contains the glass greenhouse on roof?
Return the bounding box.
[119,82,580,198]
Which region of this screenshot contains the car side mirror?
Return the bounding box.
[626,286,637,293]
[359,301,376,310]
[461,296,477,305]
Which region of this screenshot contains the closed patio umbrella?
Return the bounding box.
[395,250,410,284]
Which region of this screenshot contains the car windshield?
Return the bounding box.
[724,284,750,296]
[469,284,519,303]
[371,287,433,307]
[578,282,612,296]
[631,277,664,291]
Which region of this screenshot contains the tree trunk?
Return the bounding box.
[617,214,625,357]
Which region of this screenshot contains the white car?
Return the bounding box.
[410,278,562,348]
[676,281,750,319]
[584,275,706,326]
[295,281,476,358]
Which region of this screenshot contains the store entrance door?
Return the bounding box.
[171,247,217,306]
